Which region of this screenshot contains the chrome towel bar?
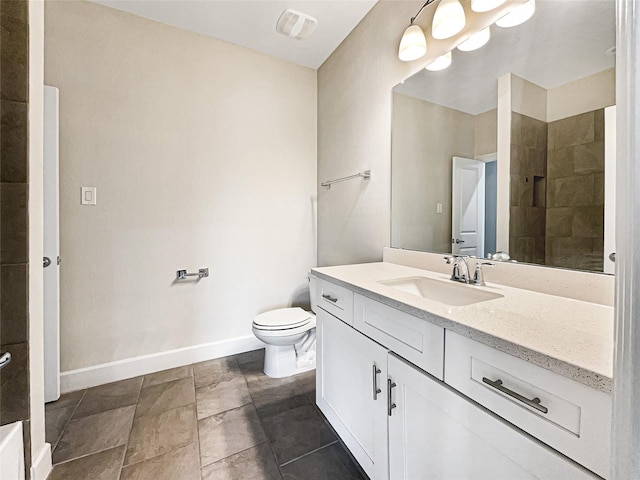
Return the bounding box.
[321,170,371,189]
[176,268,209,280]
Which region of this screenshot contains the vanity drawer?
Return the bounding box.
[316,278,354,325]
[353,294,444,379]
[444,331,611,478]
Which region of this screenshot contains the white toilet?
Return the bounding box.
[252,276,317,378]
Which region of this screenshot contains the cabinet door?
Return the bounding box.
[316,308,389,480]
[387,354,597,480]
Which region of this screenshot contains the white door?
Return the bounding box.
[43,86,60,403]
[316,308,389,480]
[387,354,596,480]
[604,106,616,274]
[452,156,485,256]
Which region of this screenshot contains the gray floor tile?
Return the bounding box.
[45,389,85,412]
[253,391,310,419]
[52,405,135,464]
[198,404,266,467]
[125,404,197,466]
[196,375,251,419]
[136,377,195,418]
[44,355,355,479]
[45,405,75,448]
[294,370,316,399]
[281,443,365,480]
[48,446,125,480]
[120,442,200,480]
[245,369,301,400]
[193,356,241,389]
[238,358,264,378]
[234,348,265,366]
[201,443,282,480]
[261,404,337,466]
[142,365,193,388]
[74,377,143,418]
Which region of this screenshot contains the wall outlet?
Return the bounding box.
[436,203,443,214]
[81,187,97,205]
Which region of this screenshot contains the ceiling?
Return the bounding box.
[394,0,616,115]
[91,0,378,69]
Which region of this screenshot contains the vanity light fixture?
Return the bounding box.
[495,0,536,28]
[398,0,436,62]
[457,26,491,51]
[432,0,466,39]
[398,0,466,61]
[399,24,428,61]
[425,51,452,71]
[470,0,506,13]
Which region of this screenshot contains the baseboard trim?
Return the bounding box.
[60,335,264,393]
[30,443,52,480]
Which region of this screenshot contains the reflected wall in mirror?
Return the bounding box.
[391,0,615,273]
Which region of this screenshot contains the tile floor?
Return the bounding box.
[45,349,367,480]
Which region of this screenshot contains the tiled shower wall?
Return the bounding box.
[509,112,547,265]
[0,0,31,471]
[509,110,605,272]
[546,110,605,272]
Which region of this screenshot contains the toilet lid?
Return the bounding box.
[254,307,311,329]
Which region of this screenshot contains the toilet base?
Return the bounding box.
[263,344,316,378]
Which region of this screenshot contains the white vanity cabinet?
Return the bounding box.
[314,276,605,480]
[387,354,597,480]
[316,307,389,479]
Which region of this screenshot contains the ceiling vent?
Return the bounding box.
[276,9,318,40]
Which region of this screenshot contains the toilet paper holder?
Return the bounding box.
[176,268,209,280]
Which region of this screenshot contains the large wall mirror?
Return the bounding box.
[391,0,615,274]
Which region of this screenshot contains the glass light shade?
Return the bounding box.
[398,24,427,61]
[496,0,536,28]
[457,27,491,51]
[425,51,452,71]
[470,0,506,13]
[432,0,466,40]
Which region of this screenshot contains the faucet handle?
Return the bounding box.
[472,262,495,286]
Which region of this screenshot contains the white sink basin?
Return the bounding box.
[378,276,503,306]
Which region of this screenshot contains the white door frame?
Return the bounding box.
[612,1,640,478]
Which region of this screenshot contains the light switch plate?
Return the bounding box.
[436,203,443,214]
[81,187,97,205]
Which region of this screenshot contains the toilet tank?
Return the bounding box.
[309,274,318,313]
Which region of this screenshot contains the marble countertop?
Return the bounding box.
[311,262,614,393]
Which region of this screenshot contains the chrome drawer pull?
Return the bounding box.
[372,364,382,400]
[322,294,338,303]
[482,377,548,414]
[387,379,397,416]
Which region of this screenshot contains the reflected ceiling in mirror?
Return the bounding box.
[391,0,615,274]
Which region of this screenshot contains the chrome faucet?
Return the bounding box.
[444,255,471,284]
[445,256,494,286]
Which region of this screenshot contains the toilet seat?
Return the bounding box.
[253,307,312,331]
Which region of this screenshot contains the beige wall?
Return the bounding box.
[45,1,317,372]
[317,0,519,266]
[547,68,615,122]
[511,75,548,122]
[474,108,498,157]
[317,1,417,266]
[391,93,475,253]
